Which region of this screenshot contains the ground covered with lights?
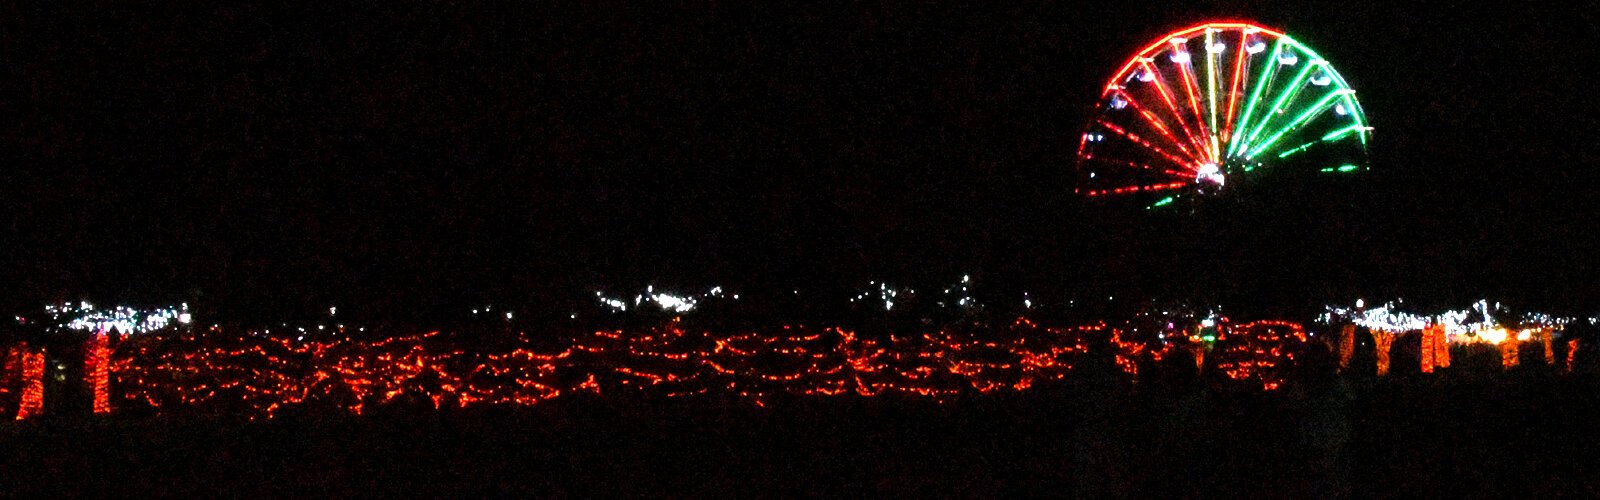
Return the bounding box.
[3,295,1600,495]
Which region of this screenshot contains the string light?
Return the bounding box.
[0,296,1587,419]
[86,332,113,414]
[15,346,45,420]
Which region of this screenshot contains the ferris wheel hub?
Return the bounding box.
[1196,163,1226,187]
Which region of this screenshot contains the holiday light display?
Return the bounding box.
[1420,324,1449,373]
[1320,299,1571,374]
[1566,339,1580,374]
[1211,320,1306,391]
[0,316,1316,419]
[1338,324,1355,370]
[105,319,1154,418]
[1078,22,1370,208]
[85,331,113,414]
[15,347,45,420]
[0,345,20,408]
[1,299,1587,419]
[595,286,729,314]
[1372,330,1395,376]
[1500,336,1520,369]
[41,302,191,335]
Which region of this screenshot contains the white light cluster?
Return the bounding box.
[942,275,978,309]
[42,302,192,335]
[1319,299,1571,344]
[850,281,909,311]
[596,285,730,314]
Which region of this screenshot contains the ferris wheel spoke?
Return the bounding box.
[1273,138,1322,159]
[1237,52,1318,158]
[1204,29,1222,151]
[1320,123,1370,143]
[1228,39,1286,158]
[1094,120,1197,170]
[1112,89,1202,161]
[1223,30,1251,145]
[1082,156,1194,179]
[1082,181,1188,198]
[1173,46,1214,161]
[1245,89,1352,160]
[1138,60,1213,161]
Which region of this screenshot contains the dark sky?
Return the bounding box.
[1,0,1595,320]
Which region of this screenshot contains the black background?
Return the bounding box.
[1,0,1595,321]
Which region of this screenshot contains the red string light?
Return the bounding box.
[13,313,1576,418]
[86,332,114,414]
[16,346,45,420]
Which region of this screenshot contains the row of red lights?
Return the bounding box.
[6,318,1566,420]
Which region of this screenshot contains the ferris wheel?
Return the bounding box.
[1076,22,1371,208]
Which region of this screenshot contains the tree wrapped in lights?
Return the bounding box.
[85,331,114,414]
[1338,324,1355,371]
[1372,330,1395,376]
[1420,324,1449,373]
[1500,336,1520,370]
[1565,339,1580,374]
[15,346,45,420]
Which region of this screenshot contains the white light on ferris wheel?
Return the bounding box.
[1246,41,1267,54]
[1206,42,1226,54]
[1170,51,1191,64]
[1196,163,1225,186]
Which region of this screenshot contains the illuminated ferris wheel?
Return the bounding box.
[1076,22,1371,208]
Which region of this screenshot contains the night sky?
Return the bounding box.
[1,1,1595,321]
